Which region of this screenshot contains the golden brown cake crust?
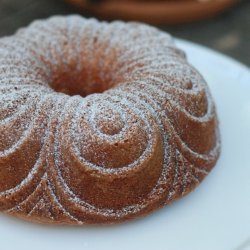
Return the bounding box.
[0,15,220,225]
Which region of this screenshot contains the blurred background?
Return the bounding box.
[0,0,249,65]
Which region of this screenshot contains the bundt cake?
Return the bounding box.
[0,15,220,225]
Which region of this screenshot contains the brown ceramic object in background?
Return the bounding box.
[66,0,238,24]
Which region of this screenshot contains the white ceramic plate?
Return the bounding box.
[0,39,249,250]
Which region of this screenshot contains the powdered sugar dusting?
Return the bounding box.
[0,15,220,224]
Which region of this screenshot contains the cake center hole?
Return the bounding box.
[49,66,114,97]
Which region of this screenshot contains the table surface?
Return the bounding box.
[0,0,249,66]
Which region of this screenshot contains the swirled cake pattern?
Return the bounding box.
[0,16,220,224]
